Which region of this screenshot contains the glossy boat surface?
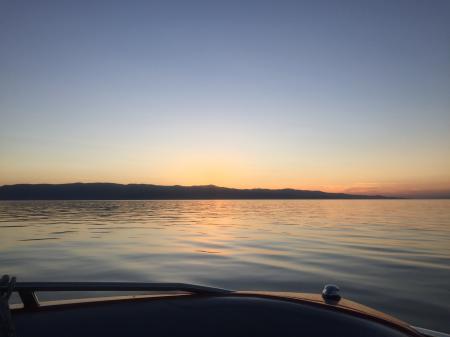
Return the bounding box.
[2,279,448,337]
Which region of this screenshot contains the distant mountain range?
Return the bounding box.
[0,183,391,200]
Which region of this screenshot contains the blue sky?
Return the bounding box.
[1,0,449,196]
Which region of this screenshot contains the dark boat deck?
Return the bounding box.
[13,293,419,337]
[1,278,431,337]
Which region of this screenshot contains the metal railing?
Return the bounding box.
[0,278,232,310]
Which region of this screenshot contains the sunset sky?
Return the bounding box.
[1,1,449,197]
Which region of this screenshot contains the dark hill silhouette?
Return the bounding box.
[0,183,391,200]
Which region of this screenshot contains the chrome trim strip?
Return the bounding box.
[413,326,450,337]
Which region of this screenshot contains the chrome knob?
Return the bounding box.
[322,284,341,301]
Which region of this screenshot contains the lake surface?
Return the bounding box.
[1,200,449,331]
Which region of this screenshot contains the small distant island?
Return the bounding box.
[0,183,392,200]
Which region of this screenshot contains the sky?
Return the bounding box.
[0,0,449,197]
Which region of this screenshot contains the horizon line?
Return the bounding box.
[1,181,450,199]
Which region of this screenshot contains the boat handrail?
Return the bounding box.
[6,281,232,294]
[0,277,232,310]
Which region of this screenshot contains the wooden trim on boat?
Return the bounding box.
[236,291,424,337]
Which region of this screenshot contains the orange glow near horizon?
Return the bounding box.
[1,159,449,197]
[1,136,449,197]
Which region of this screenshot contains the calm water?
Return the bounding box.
[1,200,449,331]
